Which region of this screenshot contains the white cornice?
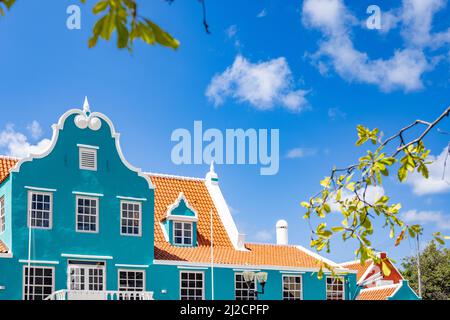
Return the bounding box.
[146,172,205,182]
[166,192,198,220]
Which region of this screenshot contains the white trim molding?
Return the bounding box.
[115,264,149,268]
[77,144,99,150]
[72,191,104,197]
[279,270,305,274]
[116,196,147,202]
[166,192,198,222]
[24,186,57,192]
[61,253,113,260]
[19,259,59,265]
[204,168,244,251]
[177,266,208,270]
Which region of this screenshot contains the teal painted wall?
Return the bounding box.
[151,264,356,300]
[0,177,12,250]
[389,281,421,300]
[0,111,154,299]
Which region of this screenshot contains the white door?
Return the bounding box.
[67,261,106,300]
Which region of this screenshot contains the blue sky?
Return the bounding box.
[0,0,449,263]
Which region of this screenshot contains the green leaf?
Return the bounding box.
[138,22,156,44]
[93,1,109,14]
[320,177,331,188]
[381,260,392,276]
[116,20,129,49]
[144,18,179,49]
[301,201,311,208]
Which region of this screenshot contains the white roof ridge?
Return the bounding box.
[145,172,205,181]
[0,155,20,160]
[359,283,401,292]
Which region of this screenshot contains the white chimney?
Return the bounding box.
[276,219,288,245]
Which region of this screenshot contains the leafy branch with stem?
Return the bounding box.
[302,106,450,278]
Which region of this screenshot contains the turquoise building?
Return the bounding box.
[0,100,419,300]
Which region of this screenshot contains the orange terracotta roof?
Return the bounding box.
[0,156,18,185]
[356,284,399,300]
[155,242,326,268]
[150,174,327,269]
[0,240,8,254]
[150,175,232,247]
[341,260,372,282]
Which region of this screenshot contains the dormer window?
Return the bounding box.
[164,192,198,247]
[173,221,193,245]
[78,144,98,171]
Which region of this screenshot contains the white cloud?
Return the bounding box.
[406,147,450,195]
[27,120,43,140]
[403,209,450,230]
[328,107,346,120]
[301,0,449,92]
[257,8,267,18]
[254,229,273,242]
[0,124,50,158]
[225,25,237,38]
[206,55,309,112]
[328,186,385,212]
[286,147,317,159]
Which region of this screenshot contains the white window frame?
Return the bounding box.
[22,265,55,300]
[282,275,303,300]
[326,276,345,300]
[235,273,256,300]
[173,221,193,246]
[118,269,146,292]
[27,191,53,230]
[0,195,5,234]
[75,196,99,233]
[120,201,142,237]
[79,147,97,171]
[179,271,204,300]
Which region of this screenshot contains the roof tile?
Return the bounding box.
[0,240,8,254]
[0,156,18,185]
[150,175,326,268]
[356,285,399,300]
[341,260,372,282]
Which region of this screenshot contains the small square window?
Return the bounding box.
[79,147,97,171]
[326,276,345,300]
[180,272,203,300]
[235,273,256,300]
[282,275,302,300]
[28,192,52,229]
[76,196,98,233]
[173,222,193,246]
[120,201,142,236]
[23,266,54,300]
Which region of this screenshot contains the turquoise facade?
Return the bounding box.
[388,281,421,300]
[0,107,411,301]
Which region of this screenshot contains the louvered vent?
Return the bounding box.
[79,147,97,171]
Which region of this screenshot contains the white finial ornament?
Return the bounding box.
[74,96,102,131]
[206,160,219,185]
[83,96,90,114]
